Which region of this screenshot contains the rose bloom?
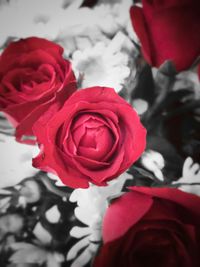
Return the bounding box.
[32,87,146,188]
[94,187,200,267]
[130,0,200,71]
[0,37,77,144]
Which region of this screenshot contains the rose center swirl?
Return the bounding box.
[62,112,117,162]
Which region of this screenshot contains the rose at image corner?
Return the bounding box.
[32,87,146,188]
[0,37,77,144]
[130,0,200,71]
[94,187,200,267]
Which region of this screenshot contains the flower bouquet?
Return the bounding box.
[0,0,200,266]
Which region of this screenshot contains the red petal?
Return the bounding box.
[129,187,200,221]
[130,6,153,65]
[103,191,153,243]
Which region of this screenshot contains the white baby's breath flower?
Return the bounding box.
[67,172,131,267]
[181,157,200,182]
[141,150,165,181]
[173,157,200,196]
[72,32,134,92]
[70,172,131,225]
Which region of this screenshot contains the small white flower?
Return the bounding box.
[181,157,200,181]
[67,172,131,267]
[141,150,165,181]
[72,32,134,92]
[173,157,200,196]
[45,205,61,223]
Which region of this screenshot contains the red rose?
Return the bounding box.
[94,187,200,267]
[32,87,146,188]
[0,37,77,144]
[130,1,200,71]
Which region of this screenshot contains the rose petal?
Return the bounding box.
[103,191,153,243]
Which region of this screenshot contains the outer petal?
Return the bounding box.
[130,6,153,65]
[130,187,200,221]
[32,107,89,188]
[116,103,146,173]
[103,187,200,243]
[103,191,153,243]
[1,37,63,55]
[61,86,130,106]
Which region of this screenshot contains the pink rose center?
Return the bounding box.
[71,113,115,161]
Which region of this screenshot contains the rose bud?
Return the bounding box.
[130,0,200,71]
